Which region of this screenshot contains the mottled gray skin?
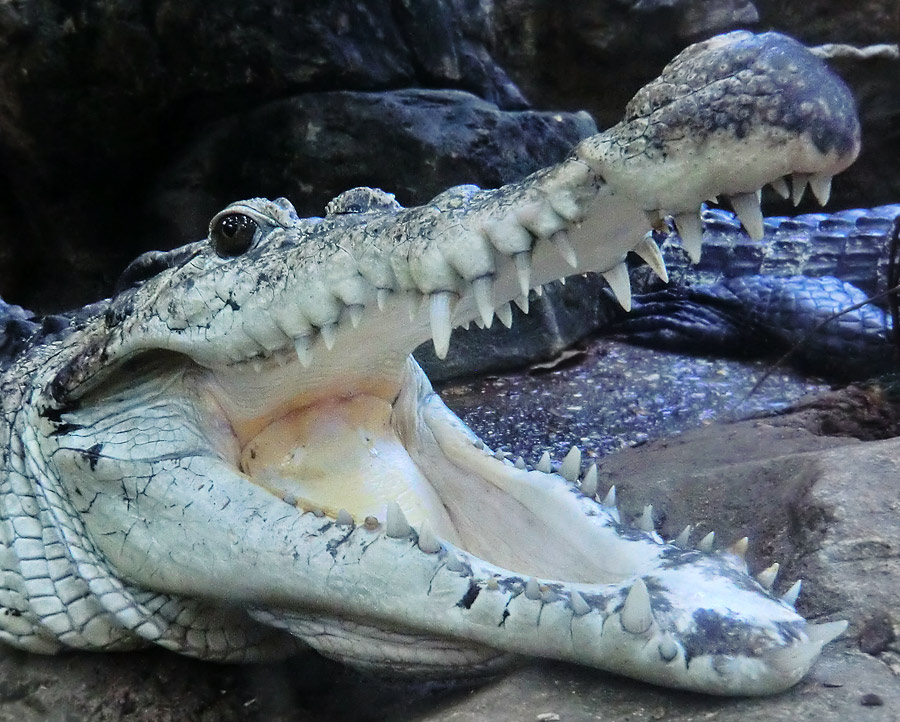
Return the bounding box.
[0,32,861,696]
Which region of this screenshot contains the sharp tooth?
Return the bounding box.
[602,485,617,508]
[581,464,598,497]
[673,525,692,548]
[729,536,749,560]
[674,211,704,262]
[525,577,542,601]
[809,173,832,205]
[536,451,552,474]
[385,502,411,538]
[514,252,532,296]
[764,638,824,674]
[445,551,467,573]
[320,322,338,350]
[474,317,485,329]
[805,620,847,645]
[559,446,581,481]
[514,456,527,470]
[729,192,764,241]
[430,292,454,359]
[335,509,354,526]
[558,276,566,286]
[513,295,529,314]
[348,305,364,328]
[472,276,495,328]
[633,236,669,283]
[294,337,312,367]
[459,320,470,330]
[570,591,591,616]
[534,284,543,297]
[376,288,389,311]
[602,262,632,311]
[493,449,508,460]
[551,230,578,268]
[757,562,779,589]
[781,580,802,606]
[620,578,654,635]
[792,173,810,206]
[658,636,679,662]
[637,504,655,532]
[698,531,715,553]
[496,302,513,329]
[770,177,790,199]
[644,209,666,232]
[417,521,441,554]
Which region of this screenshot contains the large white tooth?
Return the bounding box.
[809,173,832,206]
[525,577,542,600]
[551,230,578,268]
[514,456,527,470]
[729,536,749,560]
[637,505,655,532]
[417,521,441,554]
[673,525,692,548]
[602,485,617,508]
[559,446,581,481]
[602,262,632,311]
[757,562,779,589]
[792,173,810,206]
[320,322,338,350]
[496,302,513,329]
[633,236,669,283]
[513,295,529,314]
[570,591,591,616]
[770,177,790,199]
[536,451,552,474]
[445,551,467,573]
[674,211,704,262]
[781,580,802,606]
[376,288,390,311]
[805,620,847,645]
[471,276,495,328]
[698,531,715,553]
[294,336,313,367]
[514,252,532,297]
[620,578,654,635]
[729,192,764,241]
[335,509,354,526]
[385,502,411,538]
[581,464,598,497]
[430,292,454,359]
[533,284,543,297]
[347,305,364,328]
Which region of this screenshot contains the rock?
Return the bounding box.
[148,89,595,247]
[0,0,532,313]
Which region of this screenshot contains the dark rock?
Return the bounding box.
[148,89,595,248]
[0,1,531,313]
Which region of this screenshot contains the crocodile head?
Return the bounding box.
[23,32,859,695]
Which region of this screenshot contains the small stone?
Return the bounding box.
[860,693,884,707]
[536,714,560,722]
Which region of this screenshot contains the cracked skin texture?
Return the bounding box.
[0,31,863,696]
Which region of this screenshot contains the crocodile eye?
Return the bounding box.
[210,213,258,257]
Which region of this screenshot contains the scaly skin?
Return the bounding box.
[0,32,860,695]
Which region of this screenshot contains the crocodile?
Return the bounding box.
[612,205,900,378]
[0,31,861,696]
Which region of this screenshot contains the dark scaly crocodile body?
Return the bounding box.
[610,205,900,377]
[0,32,862,695]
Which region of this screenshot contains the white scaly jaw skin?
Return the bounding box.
[38,31,860,695]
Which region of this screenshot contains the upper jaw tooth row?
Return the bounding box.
[242,170,828,369]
